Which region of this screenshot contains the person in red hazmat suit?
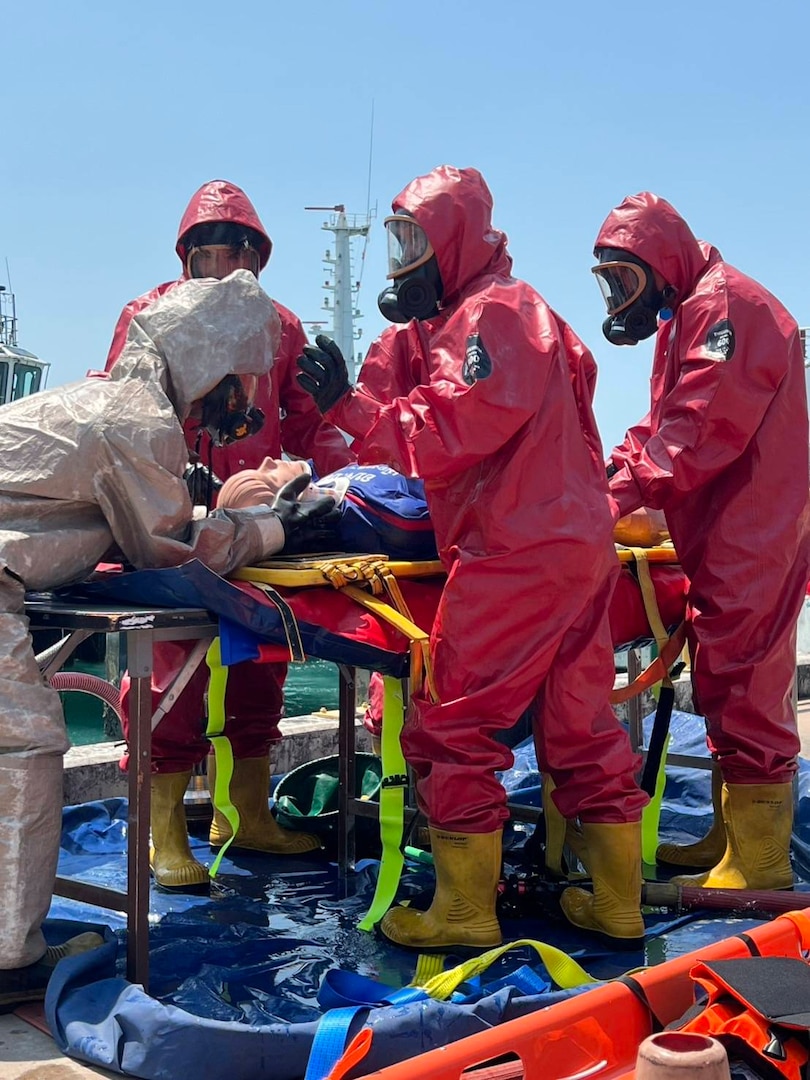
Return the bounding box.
[0,271,337,1011]
[593,191,810,891]
[104,180,354,889]
[296,164,650,951]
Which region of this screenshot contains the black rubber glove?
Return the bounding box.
[296,334,352,413]
[271,472,341,549]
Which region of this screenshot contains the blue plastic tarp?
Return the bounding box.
[39,711,810,1079]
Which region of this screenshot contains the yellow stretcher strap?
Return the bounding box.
[340,584,438,704]
[624,549,680,863]
[615,543,678,564]
[610,545,685,706]
[205,637,239,877]
[230,557,444,589]
[629,547,670,659]
[232,559,438,703]
[414,938,600,1000]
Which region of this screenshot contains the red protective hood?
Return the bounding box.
[594,191,715,299]
[392,165,512,303]
[175,180,272,272]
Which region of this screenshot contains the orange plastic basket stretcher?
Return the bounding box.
[352,911,810,1080]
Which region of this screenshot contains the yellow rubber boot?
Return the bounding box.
[150,771,209,890]
[380,828,503,952]
[44,932,105,965]
[0,933,106,1012]
[657,765,726,869]
[560,821,645,948]
[208,755,322,855]
[671,782,794,890]
[542,776,588,878]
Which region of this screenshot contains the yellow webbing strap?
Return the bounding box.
[610,542,684,704]
[642,726,672,866]
[629,547,671,661]
[615,543,678,565]
[231,558,444,589]
[414,938,600,1001]
[339,584,438,704]
[232,560,438,702]
[411,953,447,986]
[357,676,407,931]
[610,542,686,705]
[205,637,239,877]
[627,548,676,864]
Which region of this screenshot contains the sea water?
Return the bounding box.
[62,657,341,746]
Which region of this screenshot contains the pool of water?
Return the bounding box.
[63,658,341,747]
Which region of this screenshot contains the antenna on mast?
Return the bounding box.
[0,261,18,347]
[365,100,375,218]
[303,110,378,382]
[0,259,51,402]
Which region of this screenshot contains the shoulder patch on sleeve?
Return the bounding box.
[462,334,493,386]
[704,318,735,361]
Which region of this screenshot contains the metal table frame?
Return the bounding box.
[28,589,717,981]
[26,598,217,990]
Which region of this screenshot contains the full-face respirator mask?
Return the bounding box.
[592,248,676,346]
[377,214,444,323]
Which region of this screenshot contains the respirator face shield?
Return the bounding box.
[385,215,434,278]
[378,214,443,323]
[592,248,667,346]
[186,244,261,281]
[198,373,265,446]
[591,260,648,315]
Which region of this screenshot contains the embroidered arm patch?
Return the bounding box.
[462,334,493,385]
[703,318,736,361]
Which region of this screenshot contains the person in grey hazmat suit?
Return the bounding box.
[0,269,337,1010]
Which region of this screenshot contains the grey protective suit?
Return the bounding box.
[0,270,287,968]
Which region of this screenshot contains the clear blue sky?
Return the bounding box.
[4,0,809,451]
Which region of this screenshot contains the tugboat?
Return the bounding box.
[0,282,49,402]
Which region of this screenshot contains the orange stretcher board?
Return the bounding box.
[353,910,810,1080]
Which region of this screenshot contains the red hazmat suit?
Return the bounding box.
[600,192,810,784]
[330,166,647,831]
[105,181,353,770]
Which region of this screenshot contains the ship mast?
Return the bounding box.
[304,204,375,383]
[0,271,50,403]
[0,284,18,346]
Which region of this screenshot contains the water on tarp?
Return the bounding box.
[63,657,341,746]
[44,716,810,1080]
[49,797,771,1012]
[49,716,810,1015]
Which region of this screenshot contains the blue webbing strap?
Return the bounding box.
[304,1006,368,1080]
[319,968,427,1010]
